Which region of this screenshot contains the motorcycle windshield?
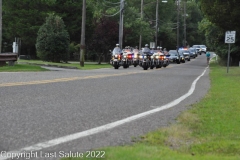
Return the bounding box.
[112,48,122,55]
[133,49,139,54]
[142,48,150,53]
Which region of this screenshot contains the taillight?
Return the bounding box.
[127,54,132,59]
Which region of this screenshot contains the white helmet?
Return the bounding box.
[116,44,119,46]
[145,44,149,47]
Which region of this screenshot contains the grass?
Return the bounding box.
[0,64,49,72]
[62,63,240,160]
[18,59,111,70]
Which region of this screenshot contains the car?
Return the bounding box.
[192,45,201,55]
[188,47,197,58]
[179,49,190,61]
[199,45,207,54]
[168,50,180,64]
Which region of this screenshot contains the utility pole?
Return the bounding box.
[119,0,124,49]
[176,0,180,50]
[80,0,86,67]
[155,0,159,49]
[183,0,186,47]
[139,0,143,50]
[0,0,2,54]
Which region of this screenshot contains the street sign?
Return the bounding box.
[150,42,155,49]
[225,31,236,43]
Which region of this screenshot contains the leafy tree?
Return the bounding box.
[200,0,240,65]
[3,0,52,56]
[36,14,70,63]
[88,17,119,64]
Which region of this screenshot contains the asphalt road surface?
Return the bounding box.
[0,54,211,160]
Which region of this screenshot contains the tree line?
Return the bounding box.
[2,0,209,64]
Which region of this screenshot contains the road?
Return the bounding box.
[0,54,210,160]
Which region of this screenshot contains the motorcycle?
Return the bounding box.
[132,49,140,67]
[121,49,133,68]
[151,50,163,69]
[139,48,152,70]
[110,48,122,69]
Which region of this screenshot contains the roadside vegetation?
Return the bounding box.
[0,61,111,72]
[62,63,240,160]
[0,64,48,72]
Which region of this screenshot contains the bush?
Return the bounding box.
[36,14,70,62]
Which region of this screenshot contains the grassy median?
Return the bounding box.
[62,63,240,160]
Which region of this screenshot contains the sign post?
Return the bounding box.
[225,31,236,73]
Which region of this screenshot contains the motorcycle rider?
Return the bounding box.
[142,44,151,54]
[112,44,122,56]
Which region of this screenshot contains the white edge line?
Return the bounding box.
[0,67,208,160]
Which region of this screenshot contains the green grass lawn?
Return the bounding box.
[0,64,49,72]
[62,63,240,160]
[18,60,111,70]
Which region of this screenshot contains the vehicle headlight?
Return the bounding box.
[123,55,126,58]
[164,56,166,59]
[139,55,143,59]
[114,55,118,58]
[151,56,153,59]
[156,56,159,59]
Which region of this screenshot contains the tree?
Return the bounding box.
[3,0,52,56]
[89,17,119,64]
[200,0,240,65]
[36,14,70,63]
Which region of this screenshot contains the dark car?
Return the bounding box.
[188,47,197,58]
[179,49,190,61]
[168,50,179,64]
[178,51,186,63]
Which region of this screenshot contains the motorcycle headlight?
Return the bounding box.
[123,55,126,58]
[139,55,143,59]
[164,56,166,59]
[156,56,159,59]
[151,56,153,59]
[114,55,118,58]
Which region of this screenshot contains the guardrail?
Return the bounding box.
[0,53,18,67]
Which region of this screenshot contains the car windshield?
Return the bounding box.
[169,50,177,54]
[189,48,195,51]
[200,45,206,48]
[193,45,200,48]
[170,53,177,56]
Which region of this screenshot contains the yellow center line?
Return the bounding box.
[0,69,164,87]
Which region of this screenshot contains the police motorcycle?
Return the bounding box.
[139,46,152,70]
[132,47,140,67]
[151,50,164,69]
[110,46,122,69]
[121,47,133,69]
[163,50,170,67]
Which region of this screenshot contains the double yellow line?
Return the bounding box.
[0,71,149,87]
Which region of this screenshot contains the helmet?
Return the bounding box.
[116,44,119,46]
[157,46,160,49]
[145,44,149,47]
[135,46,138,49]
